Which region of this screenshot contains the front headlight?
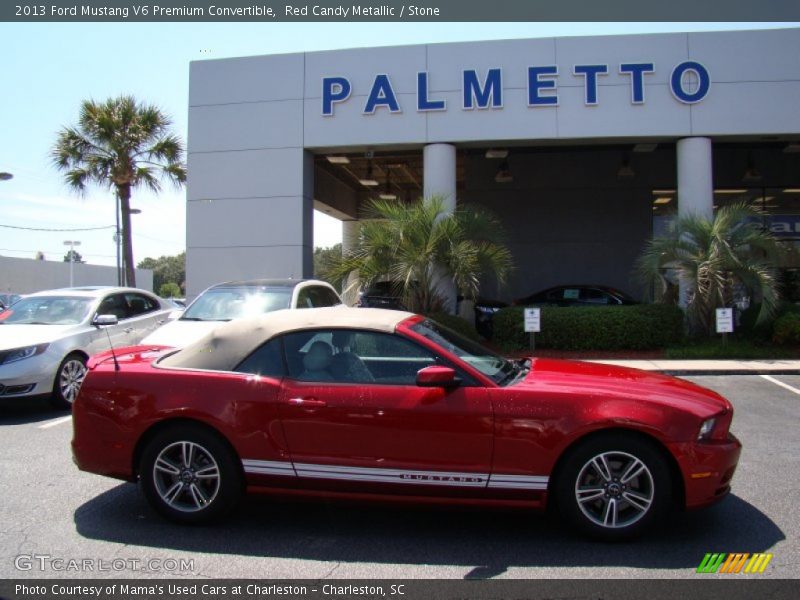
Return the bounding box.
[697,417,717,440]
[0,344,49,365]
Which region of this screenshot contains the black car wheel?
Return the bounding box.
[139,425,243,524]
[555,434,672,541]
[50,353,87,410]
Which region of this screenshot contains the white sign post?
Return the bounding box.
[524,308,541,351]
[716,308,733,344]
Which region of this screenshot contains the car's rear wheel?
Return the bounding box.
[139,425,242,523]
[555,434,672,541]
[50,353,87,409]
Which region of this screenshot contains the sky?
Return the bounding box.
[0,21,795,272]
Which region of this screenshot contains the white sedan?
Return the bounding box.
[141,279,342,349]
[0,286,174,408]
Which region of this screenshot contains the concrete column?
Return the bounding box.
[424,143,457,213]
[341,219,360,306]
[677,137,714,220]
[676,137,714,306]
[423,143,457,313]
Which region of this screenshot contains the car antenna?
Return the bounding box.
[98,317,120,371]
[105,328,120,371]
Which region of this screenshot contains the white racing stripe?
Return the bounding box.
[761,374,800,396]
[38,415,72,429]
[241,459,296,477]
[242,458,548,490]
[487,474,549,490]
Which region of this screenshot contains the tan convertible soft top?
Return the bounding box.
[156,306,414,372]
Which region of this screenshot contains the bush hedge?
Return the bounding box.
[426,312,482,342]
[493,304,685,351]
[772,312,800,345]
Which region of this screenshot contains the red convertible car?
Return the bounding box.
[72,307,741,540]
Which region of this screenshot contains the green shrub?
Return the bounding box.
[493,304,685,351]
[742,301,800,342]
[426,312,481,342]
[772,312,800,345]
[159,282,181,298]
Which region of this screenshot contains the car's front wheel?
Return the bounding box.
[50,353,87,409]
[555,434,672,541]
[139,425,243,524]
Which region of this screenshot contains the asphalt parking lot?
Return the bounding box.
[0,375,797,580]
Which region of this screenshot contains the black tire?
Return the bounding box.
[139,425,243,524]
[49,353,87,410]
[555,434,672,541]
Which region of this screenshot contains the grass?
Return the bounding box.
[665,339,798,360]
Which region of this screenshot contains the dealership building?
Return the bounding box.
[186,27,800,305]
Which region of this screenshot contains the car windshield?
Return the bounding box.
[410,319,521,385]
[0,296,93,325]
[181,286,293,321]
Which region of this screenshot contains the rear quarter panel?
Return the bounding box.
[72,356,287,480]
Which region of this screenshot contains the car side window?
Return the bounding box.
[125,293,158,316]
[562,288,580,300]
[235,338,285,378]
[97,293,129,320]
[309,286,340,307]
[295,288,313,309]
[283,329,437,385]
[581,289,610,304]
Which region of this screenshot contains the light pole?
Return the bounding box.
[63,240,81,287]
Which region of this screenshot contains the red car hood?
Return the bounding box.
[515,358,731,417]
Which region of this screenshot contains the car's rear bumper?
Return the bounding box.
[668,433,742,509]
[71,386,138,481]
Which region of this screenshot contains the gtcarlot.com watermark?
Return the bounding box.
[14,554,195,573]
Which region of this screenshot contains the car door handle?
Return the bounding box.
[123,327,134,334]
[287,397,327,408]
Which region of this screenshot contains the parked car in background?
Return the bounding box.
[141,279,342,348]
[470,297,509,339]
[514,285,638,307]
[73,306,741,540]
[358,282,507,339]
[356,281,407,310]
[164,297,186,310]
[0,293,23,310]
[0,286,172,408]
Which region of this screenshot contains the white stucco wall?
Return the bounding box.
[0,256,153,294]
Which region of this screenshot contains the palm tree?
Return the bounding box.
[52,96,186,287]
[637,201,785,335]
[332,197,514,314]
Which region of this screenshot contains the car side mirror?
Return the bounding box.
[416,365,460,388]
[93,314,118,327]
[168,309,182,320]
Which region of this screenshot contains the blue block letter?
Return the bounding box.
[322,77,351,116]
[573,64,608,105]
[463,69,502,109]
[619,63,655,104]
[417,72,446,111]
[364,74,401,114]
[528,66,558,106]
[670,61,710,104]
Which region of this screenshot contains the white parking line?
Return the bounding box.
[760,374,800,396]
[38,415,72,429]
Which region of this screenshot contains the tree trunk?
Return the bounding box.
[117,183,136,288]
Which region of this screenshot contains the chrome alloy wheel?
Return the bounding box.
[59,358,87,404]
[574,450,655,529]
[152,441,221,513]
